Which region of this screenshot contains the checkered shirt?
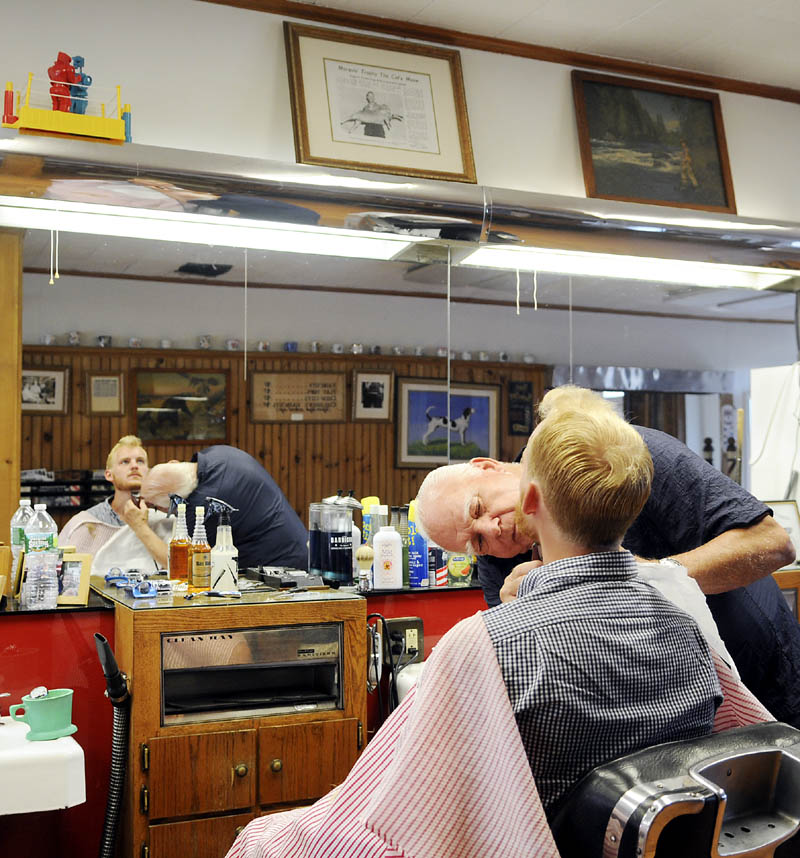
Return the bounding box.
[482,550,722,814]
[86,496,124,526]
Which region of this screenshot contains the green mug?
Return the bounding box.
[9,688,77,741]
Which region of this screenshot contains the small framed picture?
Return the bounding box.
[765,500,800,570]
[396,378,499,468]
[352,370,394,422]
[21,367,69,414]
[86,372,125,416]
[57,553,92,606]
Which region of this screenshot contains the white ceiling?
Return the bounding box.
[295,0,800,90]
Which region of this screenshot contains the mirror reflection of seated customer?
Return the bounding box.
[59,435,170,572]
[227,393,773,858]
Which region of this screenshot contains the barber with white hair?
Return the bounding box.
[140,445,308,570]
[415,385,800,728]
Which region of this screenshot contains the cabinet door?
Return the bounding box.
[149,811,256,858]
[258,718,360,805]
[147,729,256,819]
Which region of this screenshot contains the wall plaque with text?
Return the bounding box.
[250,372,346,422]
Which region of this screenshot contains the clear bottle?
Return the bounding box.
[168,503,191,582]
[23,503,58,553]
[10,498,33,574]
[25,550,59,611]
[210,504,238,591]
[23,504,58,610]
[188,505,211,591]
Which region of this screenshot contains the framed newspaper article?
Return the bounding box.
[284,22,476,182]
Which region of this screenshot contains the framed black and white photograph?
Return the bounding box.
[86,372,125,416]
[21,367,69,414]
[396,378,499,468]
[353,370,394,422]
[284,22,476,182]
[765,500,800,570]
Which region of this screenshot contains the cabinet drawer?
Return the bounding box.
[258,718,360,805]
[149,811,256,858]
[147,729,256,818]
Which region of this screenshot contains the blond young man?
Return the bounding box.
[414,384,800,727]
[482,396,721,814]
[59,435,168,567]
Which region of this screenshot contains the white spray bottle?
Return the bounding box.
[208,498,239,592]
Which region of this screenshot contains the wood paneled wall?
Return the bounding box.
[22,346,547,523]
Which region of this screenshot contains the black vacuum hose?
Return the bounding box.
[95,633,131,858]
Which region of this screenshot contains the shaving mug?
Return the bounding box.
[10,688,77,742]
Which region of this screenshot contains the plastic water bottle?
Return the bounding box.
[23,504,59,609]
[10,498,33,574]
[23,503,58,553]
[24,551,59,610]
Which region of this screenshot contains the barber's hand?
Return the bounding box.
[499,560,542,603]
[122,498,149,532]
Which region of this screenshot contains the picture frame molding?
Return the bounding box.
[352,369,394,422]
[572,69,736,214]
[396,377,500,469]
[284,21,477,183]
[21,366,70,414]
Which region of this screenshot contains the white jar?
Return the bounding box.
[372,526,403,590]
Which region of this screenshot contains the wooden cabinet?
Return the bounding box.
[110,593,367,858]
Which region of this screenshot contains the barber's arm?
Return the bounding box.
[651,515,795,595]
[122,499,169,569]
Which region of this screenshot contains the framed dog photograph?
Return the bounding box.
[353,370,394,422]
[396,379,499,468]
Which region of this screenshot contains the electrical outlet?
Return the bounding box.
[383,617,423,664]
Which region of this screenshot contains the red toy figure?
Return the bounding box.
[48,52,76,111]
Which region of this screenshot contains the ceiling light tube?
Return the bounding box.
[0,195,418,261]
[461,246,794,290]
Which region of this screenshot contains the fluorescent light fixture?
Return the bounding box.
[461,246,794,290]
[0,196,419,261]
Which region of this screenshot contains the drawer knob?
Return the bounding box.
[234,763,249,778]
[235,825,245,836]
[270,758,283,772]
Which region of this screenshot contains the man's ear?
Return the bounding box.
[521,481,541,516]
[469,457,505,472]
[104,468,114,484]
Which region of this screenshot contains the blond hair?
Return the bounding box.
[525,393,652,548]
[106,435,147,469]
[537,385,615,422]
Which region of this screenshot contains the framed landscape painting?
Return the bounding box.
[396,379,499,468]
[135,370,228,443]
[572,71,736,213]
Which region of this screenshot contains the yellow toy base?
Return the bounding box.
[3,105,125,142]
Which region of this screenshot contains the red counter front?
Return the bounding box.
[0,600,115,858]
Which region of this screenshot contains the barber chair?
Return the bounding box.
[550,723,800,858]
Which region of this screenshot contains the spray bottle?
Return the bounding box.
[207,497,239,592]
